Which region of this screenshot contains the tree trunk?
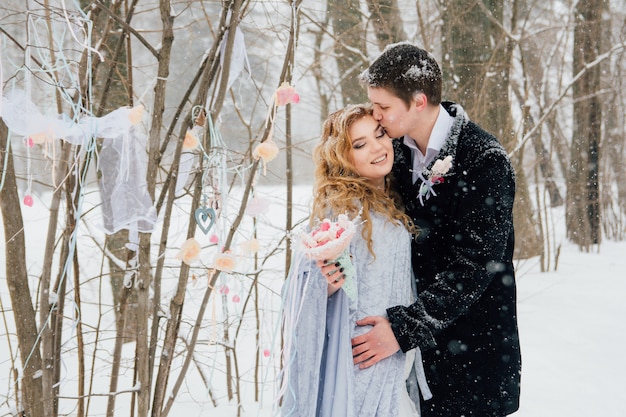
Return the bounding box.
[599,1,625,240]
[442,0,541,259]
[511,80,563,207]
[135,0,174,414]
[328,0,368,105]
[566,0,604,249]
[366,0,407,50]
[0,120,45,417]
[516,33,565,207]
[93,0,141,345]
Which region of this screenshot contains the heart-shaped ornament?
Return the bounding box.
[194,207,216,234]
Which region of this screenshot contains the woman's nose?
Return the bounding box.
[371,137,384,151]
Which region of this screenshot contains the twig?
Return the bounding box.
[92,0,158,58]
[509,41,626,156]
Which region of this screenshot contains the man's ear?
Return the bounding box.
[412,92,428,111]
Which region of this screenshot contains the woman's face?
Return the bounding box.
[348,115,394,188]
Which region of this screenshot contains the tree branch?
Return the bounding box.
[93,0,159,58]
[510,41,626,156]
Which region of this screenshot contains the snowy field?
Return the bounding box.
[512,236,626,417]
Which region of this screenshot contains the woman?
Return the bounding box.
[280,104,430,417]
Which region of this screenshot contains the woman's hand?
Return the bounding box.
[317,259,345,296]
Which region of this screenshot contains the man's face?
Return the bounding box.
[367,87,414,139]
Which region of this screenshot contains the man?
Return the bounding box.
[351,42,521,417]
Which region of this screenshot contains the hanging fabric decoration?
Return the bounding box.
[98,107,157,240]
[0,90,157,241]
[219,25,251,92]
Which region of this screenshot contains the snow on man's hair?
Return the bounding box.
[359,42,442,107]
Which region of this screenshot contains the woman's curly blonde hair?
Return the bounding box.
[311,104,417,257]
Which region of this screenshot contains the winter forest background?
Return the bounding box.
[1,0,625,416]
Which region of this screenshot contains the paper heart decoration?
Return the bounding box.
[195,206,216,234]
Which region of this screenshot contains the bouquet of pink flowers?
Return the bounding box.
[299,214,356,260]
[292,213,359,299]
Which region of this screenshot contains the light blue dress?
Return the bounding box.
[281,212,428,417]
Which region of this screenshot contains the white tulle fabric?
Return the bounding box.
[1,90,157,241]
[280,212,431,417]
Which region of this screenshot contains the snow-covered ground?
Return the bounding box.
[512,237,626,417]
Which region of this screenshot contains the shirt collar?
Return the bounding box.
[402,104,455,182]
[403,104,453,155]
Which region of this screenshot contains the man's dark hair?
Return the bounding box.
[360,42,442,108]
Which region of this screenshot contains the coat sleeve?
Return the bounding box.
[388,145,516,352]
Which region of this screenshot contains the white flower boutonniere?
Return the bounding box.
[418,155,453,206]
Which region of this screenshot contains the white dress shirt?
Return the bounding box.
[402,104,454,184]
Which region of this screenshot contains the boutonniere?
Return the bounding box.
[417,155,453,206]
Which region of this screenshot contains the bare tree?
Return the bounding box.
[366,0,407,49]
[328,0,369,104]
[600,1,626,240]
[441,0,542,259]
[566,0,605,249]
[0,120,44,416]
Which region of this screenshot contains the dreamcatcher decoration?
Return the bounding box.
[178,81,301,299]
[173,22,253,265]
[174,108,229,267]
[195,111,228,237]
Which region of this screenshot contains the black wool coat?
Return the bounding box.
[387,102,522,416]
